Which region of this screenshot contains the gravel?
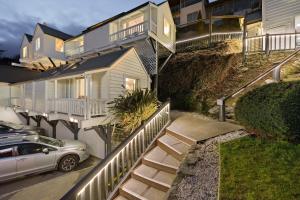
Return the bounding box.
[167,130,248,200]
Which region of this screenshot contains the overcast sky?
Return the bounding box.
[0,0,164,57]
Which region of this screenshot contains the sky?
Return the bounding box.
[0,0,164,57]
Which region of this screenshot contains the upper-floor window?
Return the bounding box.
[35,37,41,51]
[187,11,200,23]
[22,46,28,58]
[163,17,171,37]
[55,39,64,53]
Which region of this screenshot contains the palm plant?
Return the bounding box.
[109,89,158,135]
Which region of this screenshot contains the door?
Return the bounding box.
[16,143,57,176]
[0,145,17,182]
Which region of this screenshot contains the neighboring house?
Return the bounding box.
[262,0,300,35]
[168,0,207,26]
[20,23,73,71]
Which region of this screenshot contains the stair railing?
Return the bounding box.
[217,49,300,121]
[61,101,171,200]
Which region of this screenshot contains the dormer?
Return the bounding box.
[20,23,73,70]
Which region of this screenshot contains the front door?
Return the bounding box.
[0,145,17,182]
[16,143,57,176]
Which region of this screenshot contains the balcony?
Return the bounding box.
[109,21,150,43]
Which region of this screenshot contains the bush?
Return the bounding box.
[109,89,158,135]
[235,81,300,141]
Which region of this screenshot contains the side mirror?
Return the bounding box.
[42,148,49,154]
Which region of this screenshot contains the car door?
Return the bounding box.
[16,143,57,176]
[0,145,17,182]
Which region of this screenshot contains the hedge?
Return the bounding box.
[235,81,300,141]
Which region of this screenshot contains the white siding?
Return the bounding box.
[84,24,111,53]
[34,81,46,113]
[109,49,150,99]
[43,34,66,61]
[262,0,300,34]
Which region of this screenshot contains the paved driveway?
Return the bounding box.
[0,157,100,200]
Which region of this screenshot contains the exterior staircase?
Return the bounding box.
[113,128,196,200]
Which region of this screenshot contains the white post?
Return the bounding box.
[45,81,48,114]
[84,74,92,120]
[32,82,35,112]
[54,80,58,114]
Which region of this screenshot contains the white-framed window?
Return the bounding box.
[76,78,85,98]
[163,17,171,37]
[125,77,137,91]
[187,11,199,23]
[35,37,41,51]
[55,38,64,52]
[22,46,28,58]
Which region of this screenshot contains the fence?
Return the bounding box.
[245,33,300,54]
[61,101,171,200]
[176,32,243,52]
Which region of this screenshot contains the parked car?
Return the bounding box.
[0,121,46,137]
[0,134,90,182]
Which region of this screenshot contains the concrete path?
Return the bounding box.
[169,111,244,142]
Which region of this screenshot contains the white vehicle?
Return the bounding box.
[0,135,90,182]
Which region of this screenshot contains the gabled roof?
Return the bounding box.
[0,65,41,84]
[24,34,33,42]
[37,23,73,41]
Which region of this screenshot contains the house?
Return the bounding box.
[168,0,207,26]
[8,1,176,159]
[262,0,300,35]
[20,23,73,70]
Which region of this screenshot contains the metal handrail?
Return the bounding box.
[61,101,170,200]
[217,48,300,121]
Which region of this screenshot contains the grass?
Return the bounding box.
[220,136,300,200]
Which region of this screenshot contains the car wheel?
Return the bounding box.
[58,155,78,172]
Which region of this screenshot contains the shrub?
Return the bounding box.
[109,89,158,135]
[235,81,300,141]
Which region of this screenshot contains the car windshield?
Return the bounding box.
[38,136,64,147]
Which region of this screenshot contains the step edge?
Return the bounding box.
[160,133,192,148]
[157,138,184,156]
[120,186,148,200]
[142,157,179,170]
[166,129,197,145]
[133,170,172,189]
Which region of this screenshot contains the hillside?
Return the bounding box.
[158,40,300,115]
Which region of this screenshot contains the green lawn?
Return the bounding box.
[220,136,300,200]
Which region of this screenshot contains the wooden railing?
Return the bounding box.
[176,32,243,52]
[61,101,171,200]
[245,33,300,54]
[109,21,148,42]
[89,99,107,117]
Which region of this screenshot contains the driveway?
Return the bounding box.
[0,157,100,200]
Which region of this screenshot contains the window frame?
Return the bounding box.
[124,77,139,91]
[55,38,64,53]
[187,11,200,23]
[163,17,171,38]
[35,37,41,51]
[22,46,28,58]
[16,143,50,156]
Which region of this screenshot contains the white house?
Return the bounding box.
[262,0,300,35]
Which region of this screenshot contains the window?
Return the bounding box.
[187,11,199,23]
[17,143,46,155]
[55,38,64,52]
[125,78,137,91]
[0,146,14,159]
[163,17,171,37]
[35,37,41,51]
[22,46,28,58]
[76,78,85,98]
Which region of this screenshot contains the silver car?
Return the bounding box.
[0,135,90,182]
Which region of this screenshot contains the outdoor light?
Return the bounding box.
[25,109,29,112]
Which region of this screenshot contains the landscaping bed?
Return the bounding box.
[220,136,300,200]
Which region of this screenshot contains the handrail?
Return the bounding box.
[61,101,170,200]
[246,32,300,40]
[217,48,300,121]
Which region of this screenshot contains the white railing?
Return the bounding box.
[10,97,23,107]
[61,101,171,200]
[65,46,85,58]
[48,98,107,118]
[245,33,300,53]
[109,21,148,42]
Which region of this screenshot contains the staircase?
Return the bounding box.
[113,128,196,200]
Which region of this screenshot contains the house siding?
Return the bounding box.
[262,0,300,34]
[109,50,150,99]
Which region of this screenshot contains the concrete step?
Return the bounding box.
[120,178,167,200]
[132,164,176,192]
[166,128,197,146]
[142,146,180,174]
[157,134,190,160]
[113,195,129,200]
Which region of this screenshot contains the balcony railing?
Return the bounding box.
[61,101,170,200]
[109,21,149,42]
[65,46,84,58]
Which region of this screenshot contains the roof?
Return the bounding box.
[24,34,33,42]
[18,48,132,83]
[0,65,41,84]
[37,23,73,41]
